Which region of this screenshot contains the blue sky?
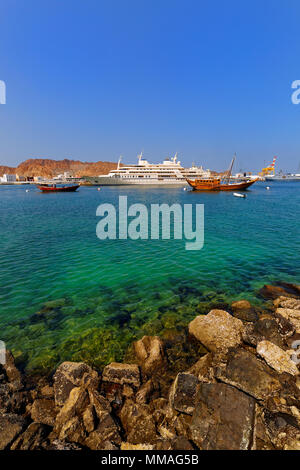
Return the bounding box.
[0,0,300,172]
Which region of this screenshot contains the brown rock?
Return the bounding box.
[242,317,285,348]
[169,373,199,415]
[53,361,99,406]
[215,349,282,400]
[134,336,165,375]
[276,308,300,334]
[54,386,89,433]
[102,362,140,388]
[31,399,57,427]
[2,351,22,389]
[10,422,50,450]
[274,296,300,310]
[259,284,299,300]
[257,340,299,376]
[231,300,259,322]
[190,382,256,450]
[0,413,27,450]
[121,442,154,450]
[189,310,243,352]
[120,399,158,444]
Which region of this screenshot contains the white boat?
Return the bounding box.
[233,192,246,198]
[94,153,211,186]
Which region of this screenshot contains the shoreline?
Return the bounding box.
[1,282,300,450]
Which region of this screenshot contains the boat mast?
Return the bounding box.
[117,156,122,170]
[224,154,236,183]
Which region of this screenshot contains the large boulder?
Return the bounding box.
[188,310,243,352]
[274,296,300,310]
[190,382,256,450]
[257,340,299,376]
[53,362,99,406]
[214,349,282,400]
[0,413,27,450]
[169,373,199,415]
[133,336,165,375]
[102,362,140,388]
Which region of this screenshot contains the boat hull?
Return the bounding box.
[37,185,80,192]
[186,178,258,191]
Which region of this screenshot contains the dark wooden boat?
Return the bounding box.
[186,154,258,191]
[37,184,79,192]
[186,177,258,191]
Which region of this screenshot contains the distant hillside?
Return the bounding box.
[0,158,120,177]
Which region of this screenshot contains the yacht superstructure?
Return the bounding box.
[94,153,211,186]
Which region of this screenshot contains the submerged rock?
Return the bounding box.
[231,300,259,322]
[257,340,299,376]
[189,309,243,352]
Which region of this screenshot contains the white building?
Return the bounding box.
[0,174,17,183]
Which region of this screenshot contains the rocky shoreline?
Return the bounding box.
[1,283,300,451]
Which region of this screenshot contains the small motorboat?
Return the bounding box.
[233,192,246,198]
[37,184,79,193]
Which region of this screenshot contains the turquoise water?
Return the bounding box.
[0,182,299,372]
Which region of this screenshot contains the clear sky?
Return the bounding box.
[0,0,300,172]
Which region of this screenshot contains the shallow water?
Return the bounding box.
[0,182,299,372]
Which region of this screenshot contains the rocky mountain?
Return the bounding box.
[0,158,120,178]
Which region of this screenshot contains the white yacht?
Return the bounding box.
[94,153,211,186]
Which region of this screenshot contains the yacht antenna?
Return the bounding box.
[117,156,122,170]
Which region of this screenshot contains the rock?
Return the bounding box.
[120,399,158,444]
[169,373,199,415]
[40,385,54,398]
[136,379,153,404]
[57,415,85,443]
[134,336,165,375]
[10,422,50,450]
[54,386,89,435]
[102,362,140,388]
[190,382,256,450]
[121,442,154,450]
[188,310,243,352]
[276,308,300,334]
[259,285,298,300]
[82,405,96,433]
[242,317,285,348]
[46,438,82,450]
[257,340,299,376]
[231,300,259,322]
[215,349,282,400]
[188,353,216,383]
[2,350,22,389]
[155,437,195,450]
[31,398,57,427]
[84,411,121,449]
[53,361,99,406]
[0,413,27,450]
[274,296,300,310]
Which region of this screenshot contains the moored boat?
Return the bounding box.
[37,184,79,192]
[186,177,258,191]
[186,155,258,191]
